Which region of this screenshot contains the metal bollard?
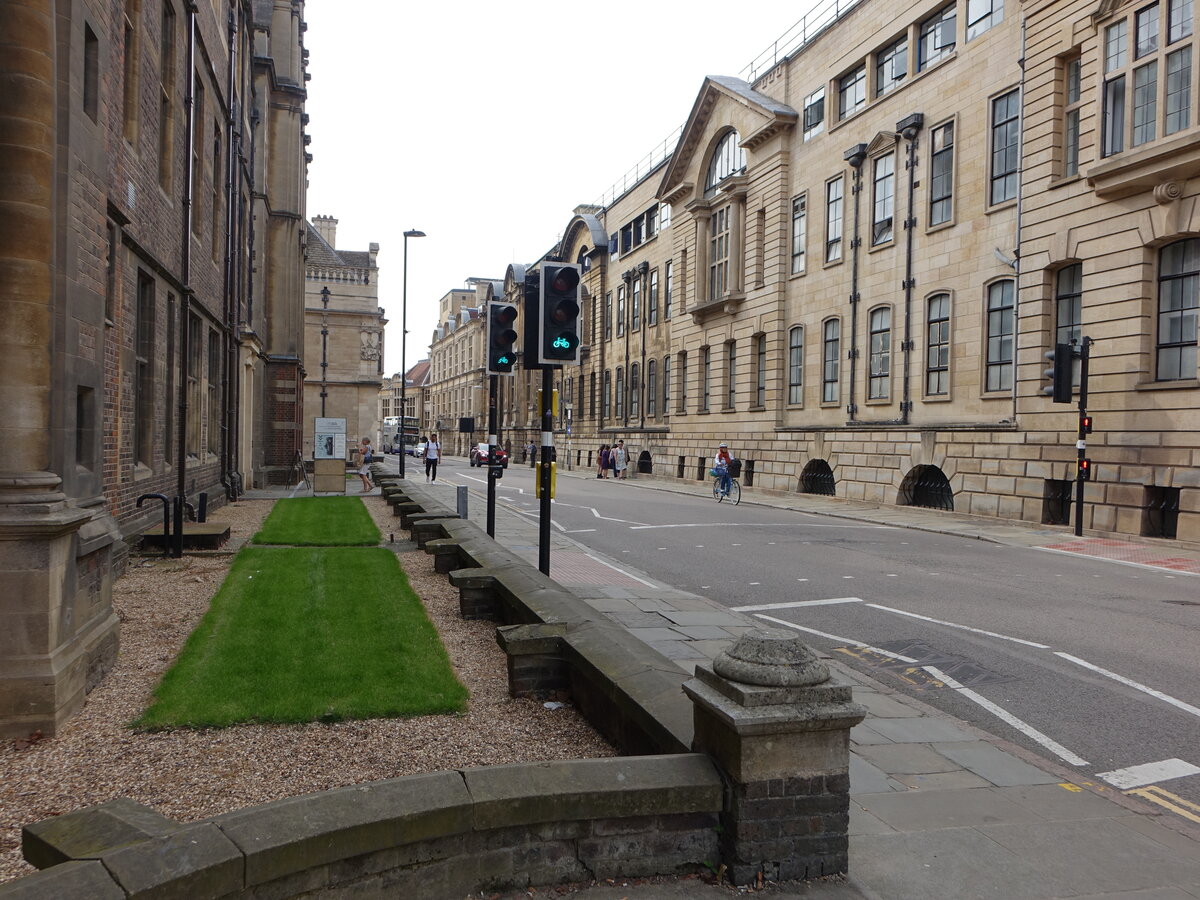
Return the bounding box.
[456,484,468,519]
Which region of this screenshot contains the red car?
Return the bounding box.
[470,445,509,468]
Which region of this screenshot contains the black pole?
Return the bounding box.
[486,374,498,537]
[400,236,409,478]
[538,367,553,575]
[1073,337,1092,537]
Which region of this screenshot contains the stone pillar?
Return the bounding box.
[683,628,865,886]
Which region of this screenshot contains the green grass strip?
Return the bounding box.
[252,496,380,546]
[135,547,467,728]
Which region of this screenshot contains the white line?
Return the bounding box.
[580,554,657,587]
[1055,653,1200,719]
[924,666,1089,767]
[754,615,898,656]
[864,603,1051,649]
[1034,546,1200,577]
[562,528,597,534]
[1096,758,1200,789]
[629,522,895,531]
[731,598,863,612]
[588,507,651,525]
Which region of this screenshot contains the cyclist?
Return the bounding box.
[713,442,735,496]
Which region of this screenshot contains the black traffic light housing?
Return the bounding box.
[537,263,582,366]
[485,301,518,375]
[1043,343,1075,403]
[1078,458,1093,481]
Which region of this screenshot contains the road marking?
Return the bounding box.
[628,522,894,530]
[757,615,1089,768]
[1124,786,1200,823]
[1097,759,1200,789]
[584,506,650,525]
[1055,652,1200,719]
[731,598,862,612]
[865,603,1051,649]
[581,554,657,587]
[749,582,761,585]
[562,529,597,534]
[1035,546,1200,577]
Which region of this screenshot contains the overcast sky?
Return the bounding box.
[303,1,819,375]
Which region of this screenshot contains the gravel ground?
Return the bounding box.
[0,494,615,884]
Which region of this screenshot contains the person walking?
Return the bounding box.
[612,440,629,480]
[424,433,441,482]
[528,441,538,468]
[357,438,374,492]
[713,441,735,496]
[596,444,607,479]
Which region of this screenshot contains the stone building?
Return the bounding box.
[0,0,309,737]
[427,283,494,458]
[302,216,386,460]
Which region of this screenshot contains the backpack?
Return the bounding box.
[363,445,373,463]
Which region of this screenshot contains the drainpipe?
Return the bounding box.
[220,7,239,500]
[844,143,867,423]
[896,113,924,426]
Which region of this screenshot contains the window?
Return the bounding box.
[876,36,908,96]
[661,203,672,229]
[662,356,671,413]
[632,277,641,330]
[1103,73,1127,156]
[872,153,895,245]
[647,360,657,418]
[1132,61,1159,145]
[791,195,807,274]
[705,130,745,196]
[84,24,99,122]
[1165,46,1191,133]
[1137,3,1160,57]
[187,312,201,455]
[726,341,737,409]
[136,271,155,466]
[589,372,596,417]
[617,285,625,337]
[648,269,659,325]
[1169,0,1193,41]
[967,0,1003,40]
[701,347,711,411]
[869,308,892,399]
[803,88,825,140]
[211,125,222,259]
[919,5,957,70]
[122,0,141,143]
[207,329,220,454]
[839,66,866,119]
[990,89,1019,205]
[930,121,955,224]
[678,351,687,412]
[1056,264,1084,388]
[926,294,950,395]
[822,320,841,403]
[602,370,611,418]
[758,333,768,408]
[604,292,612,340]
[664,261,673,320]
[191,78,204,232]
[788,326,804,404]
[616,368,625,420]
[825,176,844,263]
[985,280,1015,391]
[710,205,730,300]
[630,363,640,419]
[1157,238,1199,380]
[1108,19,1129,71]
[165,292,175,457]
[158,2,175,188]
[1064,56,1083,176]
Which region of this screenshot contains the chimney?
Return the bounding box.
[311,214,338,248]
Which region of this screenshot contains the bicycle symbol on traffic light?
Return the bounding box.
[552,337,571,350]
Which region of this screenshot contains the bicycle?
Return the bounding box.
[712,468,741,504]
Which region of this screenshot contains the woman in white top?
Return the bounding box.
[424,433,441,482]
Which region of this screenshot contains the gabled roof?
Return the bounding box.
[658,76,798,202]
[405,360,430,388]
[305,222,376,269]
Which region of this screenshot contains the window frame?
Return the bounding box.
[822,319,841,405]
[825,175,844,264]
[868,306,892,400]
[990,88,1020,206]
[647,359,657,418]
[925,293,951,396]
[875,35,908,97]
[705,130,746,197]
[838,65,867,120]
[872,152,896,246]
[725,340,737,410]
[803,87,826,140]
[1156,238,1199,381]
[984,280,1016,392]
[664,260,673,320]
[755,333,767,407]
[919,5,958,71]
[1063,54,1083,177]
[788,326,804,405]
[930,120,955,225]
[791,193,807,275]
[967,0,1004,41]
[648,268,659,325]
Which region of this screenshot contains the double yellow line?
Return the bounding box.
[1125,785,1200,824]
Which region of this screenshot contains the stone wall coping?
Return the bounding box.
[692,660,857,707]
[683,673,866,736]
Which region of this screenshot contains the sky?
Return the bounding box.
[303,0,820,376]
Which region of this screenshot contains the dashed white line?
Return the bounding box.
[1097,758,1200,789]
[731,598,862,612]
[864,603,1051,649]
[1055,653,1200,719]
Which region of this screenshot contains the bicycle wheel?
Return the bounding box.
[729,479,741,505]
[713,480,724,502]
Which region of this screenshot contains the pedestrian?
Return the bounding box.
[357,438,374,492]
[613,439,628,480]
[713,441,734,496]
[529,441,538,467]
[606,444,617,478]
[424,433,441,482]
[596,445,607,479]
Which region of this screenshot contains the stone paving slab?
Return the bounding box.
[671,625,740,640]
[892,770,993,791]
[610,612,674,628]
[855,787,1044,830]
[849,756,904,795]
[849,723,895,745]
[854,691,923,719]
[660,610,752,627]
[992,783,1132,821]
[853,743,962,775]
[627,627,688,643]
[864,716,977,744]
[933,741,1063,787]
[647,640,703,661]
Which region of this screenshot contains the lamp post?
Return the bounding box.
[319,285,330,417]
[399,228,425,477]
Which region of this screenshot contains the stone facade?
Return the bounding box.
[427,285,492,458]
[0,0,308,736]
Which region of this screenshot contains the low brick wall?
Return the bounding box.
[7,756,721,900]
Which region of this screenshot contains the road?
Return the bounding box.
[381,452,1200,826]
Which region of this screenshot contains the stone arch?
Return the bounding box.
[637,450,653,474]
[898,465,954,511]
[799,459,836,496]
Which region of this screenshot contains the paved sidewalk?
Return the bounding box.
[402,467,1200,899]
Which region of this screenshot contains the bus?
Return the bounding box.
[380,416,419,454]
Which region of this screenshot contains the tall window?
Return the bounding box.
[158,1,175,188]
[211,125,222,259]
[1170,0,1193,42]
[839,66,866,119]
[967,0,1003,40]
[122,0,142,143]
[664,261,673,320]
[876,36,908,96]
[919,5,957,70]
[1158,238,1199,380]
[630,363,640,419]
[710,205,730,300]
[1056,264,1084,389]
[1064,56,1083,176]
[190,78,204,233]
[602,370,611,418]
[705,130,745,196]
[1104,20,1129,156]
[165,292,175,457]
[755,334,767,406]
[589,372,596,417]
[788,326,804,404]
[1165,45,1192,134]
[868,307,892,399]
[926,293,950,395]
[791,194,807,274]
[826,177,844,263]
[631,277,642,330]
[930,122,955,224]
[207,329,220,454]
[187,312,202,455]
[136,272,155,466]
[726,341,737,409]
[617,285,625,337]
[701,347,711,411]
[1133,59,1159,145]
[985,280,1015,391]
[648,269,659,325]
[803,87,825,140]
[84,24,99,122]
[1138,3,1161,57]
[604,292,612,340]
[615,368,625,420]
[662,356,671,414]
[678,351,687,412]
[990,89,1020,205]
[647,360,657,418]
[822,320,841,403]
[873,153,895,244]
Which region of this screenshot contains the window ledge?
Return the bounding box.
[986,198,1017,215]
[1048,173,1083,190]
[1135,378,1199,391]
[1088,131,1200,198]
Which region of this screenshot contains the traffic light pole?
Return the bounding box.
[1073,337,1093,537]
[486,374,498,538]
[538,367,554,575]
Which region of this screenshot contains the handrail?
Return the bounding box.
[739,0,865,83]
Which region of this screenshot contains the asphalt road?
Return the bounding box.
[383,453,1200,824]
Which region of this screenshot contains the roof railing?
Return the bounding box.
[739,0,864,83]
[590,125,683,211]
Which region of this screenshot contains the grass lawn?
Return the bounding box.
[136,547,468,728]
[252,496,380,546]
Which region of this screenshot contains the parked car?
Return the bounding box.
[470,445,508,468]
[408,442,427,458]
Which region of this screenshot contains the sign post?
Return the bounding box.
[313,417,348,493]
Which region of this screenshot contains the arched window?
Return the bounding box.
[822,319,841,404]
[704,130,746,197]
[926,293,950,395]
[985,280,1015,391]
[1158,240,1198,380]
[577,246,591,272]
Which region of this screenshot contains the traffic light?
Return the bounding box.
[1078,458,1093,481]
[486,301,518,375]
[537,263,582,366]
[1081,414,1093,434]
[1043,343,1074,403]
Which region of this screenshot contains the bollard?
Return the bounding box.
[456,484,468,519]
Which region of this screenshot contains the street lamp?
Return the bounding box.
[319,286,330,417]
[399,228,425,477]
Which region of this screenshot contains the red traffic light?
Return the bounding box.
[1081,415,1093,434]
[549,267,580,294]
[1078,458,1092,481]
